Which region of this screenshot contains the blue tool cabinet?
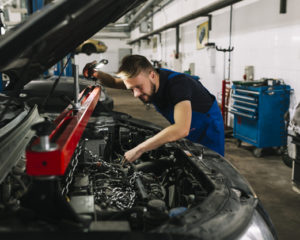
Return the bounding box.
[231,82,290,156]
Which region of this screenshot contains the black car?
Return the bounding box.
[0,1,276,239]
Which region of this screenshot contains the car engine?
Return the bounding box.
[0,113,210,232]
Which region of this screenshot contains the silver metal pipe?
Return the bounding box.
[32,135,57,152]
[128,0,244,44]
[73,64,80,110]
[128,0,160,27]
[135,0,174,26]
[40,136,50,151]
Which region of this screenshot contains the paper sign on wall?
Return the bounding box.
[196,21,209,50]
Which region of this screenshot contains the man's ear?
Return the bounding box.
[149,70,156,83]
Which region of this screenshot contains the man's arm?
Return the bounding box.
[124,100,192,162]
[83,61,126,89]
[93,71,126,89]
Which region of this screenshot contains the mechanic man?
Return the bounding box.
[83,55,224,163]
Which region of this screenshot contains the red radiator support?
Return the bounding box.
[26,86,100,176]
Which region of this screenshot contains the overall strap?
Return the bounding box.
[159,68,182,80]
[168,72,182,80]
[159,68,200,81]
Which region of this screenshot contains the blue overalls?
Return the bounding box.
[153,69,225,156]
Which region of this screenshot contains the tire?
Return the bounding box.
[282,146,293,168]
[253,148,263,158]
[235,139,242,147]
[275,146,284,155]
[82,44,96,55]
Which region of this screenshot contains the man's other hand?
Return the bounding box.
[83,60,97,79]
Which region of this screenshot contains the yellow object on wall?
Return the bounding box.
[196,21,209,50]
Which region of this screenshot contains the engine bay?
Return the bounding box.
[0,113,210,232]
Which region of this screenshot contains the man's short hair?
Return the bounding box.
[117,55,156,80]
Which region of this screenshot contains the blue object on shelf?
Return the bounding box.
[28,1,73,78]
[231,83,290,148]
[32,0,44,12]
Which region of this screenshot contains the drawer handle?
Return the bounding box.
[235,89,260,95]
[233,105,256,112]
[232,94,256,102]
[230,110,257,119]
[233,99,258,107]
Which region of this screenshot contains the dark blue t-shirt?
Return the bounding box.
[151,69,215,114]
[151,68,224,156]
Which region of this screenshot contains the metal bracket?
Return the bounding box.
[175,25,180,59]
[280,0,287,14]
[208,14,212,31]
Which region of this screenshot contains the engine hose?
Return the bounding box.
[136,177,148,200]
[129,163,148,200]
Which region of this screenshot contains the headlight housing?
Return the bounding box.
[238,210,275,240]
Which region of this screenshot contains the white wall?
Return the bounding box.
[75,38,130,75]
[130,0,300,102]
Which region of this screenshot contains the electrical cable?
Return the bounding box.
[40,55,72,113]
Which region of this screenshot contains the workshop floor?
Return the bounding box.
[106,88,300,240]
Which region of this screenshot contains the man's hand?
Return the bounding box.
[124,146,143,163]
[123,100,191,164]
[122,101,192,164]
[83,62,126,89]
[83,61,97,79]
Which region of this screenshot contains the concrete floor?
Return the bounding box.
[106,88,300,240]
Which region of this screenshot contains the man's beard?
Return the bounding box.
[139,82,156,104]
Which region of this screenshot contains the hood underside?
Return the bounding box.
[0,0,144,89]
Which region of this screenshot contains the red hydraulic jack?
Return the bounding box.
[22,65,100,224]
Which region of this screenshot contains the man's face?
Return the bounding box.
[123,70,156,103]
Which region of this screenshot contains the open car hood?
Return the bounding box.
[0,0,144,89]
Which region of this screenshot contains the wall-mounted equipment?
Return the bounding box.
[205,42,216,73]
[196,21,209,50]
[244,66,254,81]
[139,20,153,33]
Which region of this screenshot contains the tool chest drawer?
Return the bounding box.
[231,83,290,148]
[231,89,258,120]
